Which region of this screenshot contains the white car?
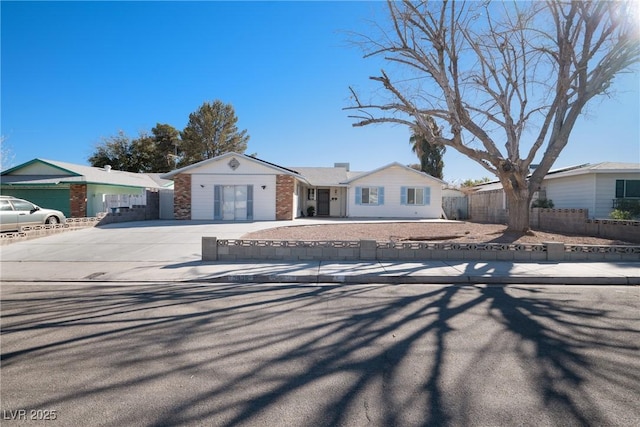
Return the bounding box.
[0,196,67,232]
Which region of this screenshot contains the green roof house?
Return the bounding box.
[1,159,171,217]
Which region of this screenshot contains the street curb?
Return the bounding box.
[189,274,638,285]
[2,275,638,285]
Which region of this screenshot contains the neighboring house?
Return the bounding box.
[468,162,640,221]
[540,162,639,218]
[0,159,171,217]
[161,152,444,221]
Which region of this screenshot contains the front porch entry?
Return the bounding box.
[317,189,330,216]
[300,186,347,218]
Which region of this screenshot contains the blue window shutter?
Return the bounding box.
[401,186,407,205]
[424,187,431,205]
[247,185,253,220]
[213,185,222,220]
[378,187,384,205]
[355,187,362,205]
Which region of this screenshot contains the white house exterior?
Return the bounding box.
[345,163,443,218]
[162,153,445,221]
[162,153,304,221]
[540,162,640,218]
[468,162,640,221]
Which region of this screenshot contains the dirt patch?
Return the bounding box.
[241,222,636,245]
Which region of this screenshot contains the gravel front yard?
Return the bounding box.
[241,221,636,245]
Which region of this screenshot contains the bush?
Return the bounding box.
[610,209,633,220]
[531,198,554,209]
[306,206,315,217]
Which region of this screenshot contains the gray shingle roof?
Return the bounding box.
[288,166,365,186]
[1,159,169,189]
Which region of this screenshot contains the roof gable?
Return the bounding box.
[345,162,444,185]
[2,159,80,176]
[161,152,302,179]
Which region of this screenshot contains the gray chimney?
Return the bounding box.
[334,162,350,171]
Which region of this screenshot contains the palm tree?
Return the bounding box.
[410,116,445,179]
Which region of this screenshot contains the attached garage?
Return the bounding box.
[163,153,304,221]
[0,186,71,216]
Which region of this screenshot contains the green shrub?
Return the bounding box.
[531,198,554,209]
[610,209,633,220]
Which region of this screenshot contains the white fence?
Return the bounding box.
[104,194,146,212]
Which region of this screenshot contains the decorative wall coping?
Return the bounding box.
[585,219,640,226]
[205,238,640,262]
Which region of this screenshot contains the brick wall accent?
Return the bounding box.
[173,174,192,220]
[70,184,87,218]
[276,175,295,220]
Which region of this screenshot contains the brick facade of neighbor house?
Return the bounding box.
[174,174,192,220]
[276,174,295,220]
[70,184,87,218]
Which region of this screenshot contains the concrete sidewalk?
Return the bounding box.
[2,259,639,285]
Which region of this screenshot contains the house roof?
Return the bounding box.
[470,161,640,192]
[161,152,303,180]
[146,173,175,188]
[161,154,446,187]
[542,162,640,179]
[343,162,445,185]
[1,159,170,189]
[288,166,365,187]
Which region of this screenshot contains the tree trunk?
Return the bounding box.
[505,188,532,232]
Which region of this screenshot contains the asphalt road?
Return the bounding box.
[1,282,638,427]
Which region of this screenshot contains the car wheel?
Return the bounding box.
[45,216,59,225]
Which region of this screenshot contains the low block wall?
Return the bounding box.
[0,218,101,245]
[203,238,640,262]
[97,206,150,225]
[0,208,154,245]
[531,208,640,243]
[531,208,588,234]
[585,219,640,243]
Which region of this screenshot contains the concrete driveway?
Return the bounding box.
[1,218,451,263]
[0,219,321,263]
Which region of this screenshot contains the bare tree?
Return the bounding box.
[347,0,639,231]
[0,135,15,171]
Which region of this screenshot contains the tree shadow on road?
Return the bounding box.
[1,282,638,426]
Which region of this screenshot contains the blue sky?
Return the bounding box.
[2,1,638,183]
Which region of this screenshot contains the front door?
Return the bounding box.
[317,189,330,216]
